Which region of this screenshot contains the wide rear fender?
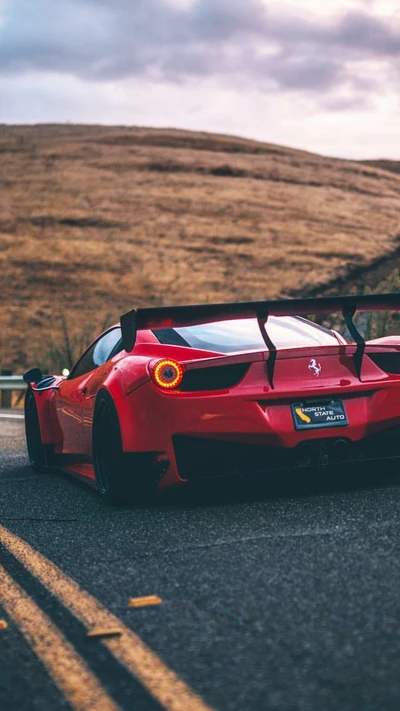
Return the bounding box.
[30,385,63,446]
[102,355,151,399]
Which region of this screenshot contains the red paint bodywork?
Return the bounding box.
[32,321,400,493]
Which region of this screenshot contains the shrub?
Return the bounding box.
[316,269,400,340]
[38,312,113,374]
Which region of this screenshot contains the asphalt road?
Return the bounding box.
[1,412,400,711]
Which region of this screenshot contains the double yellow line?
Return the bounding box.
[0,523,214,711]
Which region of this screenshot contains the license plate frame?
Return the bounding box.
[291,400,348,430]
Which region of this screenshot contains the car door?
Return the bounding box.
[55,339,100,454]
[55,328,123,455]
[79,328,123,457]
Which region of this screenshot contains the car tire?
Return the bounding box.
[25,389,52,473]
[93,390,155,505]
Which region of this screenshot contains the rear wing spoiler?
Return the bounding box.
[120,293,400,387]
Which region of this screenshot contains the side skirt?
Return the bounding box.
[51,453,98,488]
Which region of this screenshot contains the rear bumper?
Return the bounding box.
[173,425,400,481]
[116,377,400,489]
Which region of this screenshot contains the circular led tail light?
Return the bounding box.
[152,359,184,389]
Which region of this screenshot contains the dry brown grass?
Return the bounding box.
[2,124,400,371]
[362,159,400,176]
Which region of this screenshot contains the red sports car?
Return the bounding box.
[24,294,400,503]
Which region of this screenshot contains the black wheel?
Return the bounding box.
[93,390,156,505]
[25,389,52,473]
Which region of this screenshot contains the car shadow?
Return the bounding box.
[28,460,400,514]
[159,462,400,510]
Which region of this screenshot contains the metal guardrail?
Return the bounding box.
[0,376,26,391]
[0,375,26,408]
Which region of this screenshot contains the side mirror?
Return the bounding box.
[23,368,43,384]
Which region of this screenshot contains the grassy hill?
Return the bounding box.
[362,159,400,177]
[1,124,400,371]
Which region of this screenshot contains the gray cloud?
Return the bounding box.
[0,0,399,105]
[262,55,344,91]
[335,11,400,55]
[321,94,372,112]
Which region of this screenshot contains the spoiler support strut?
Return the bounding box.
[257,314,277,388]
[342,307,365,381]
[121,309,137,354]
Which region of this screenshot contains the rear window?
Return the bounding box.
[153,317,337,354]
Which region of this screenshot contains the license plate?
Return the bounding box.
[292,400,348,430]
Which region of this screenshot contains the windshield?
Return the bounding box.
[153,316,337,354]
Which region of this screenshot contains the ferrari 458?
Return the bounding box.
[24,294,400,503]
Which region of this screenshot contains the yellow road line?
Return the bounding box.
[0,524,214,711]
[0,564,120,711]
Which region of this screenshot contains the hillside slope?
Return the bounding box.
[1,124,400,370]
[362,159,400,176]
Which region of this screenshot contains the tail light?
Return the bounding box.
[150,360,249,392]
[151,359,184,389]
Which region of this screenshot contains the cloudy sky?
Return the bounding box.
[0,0,399,158]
